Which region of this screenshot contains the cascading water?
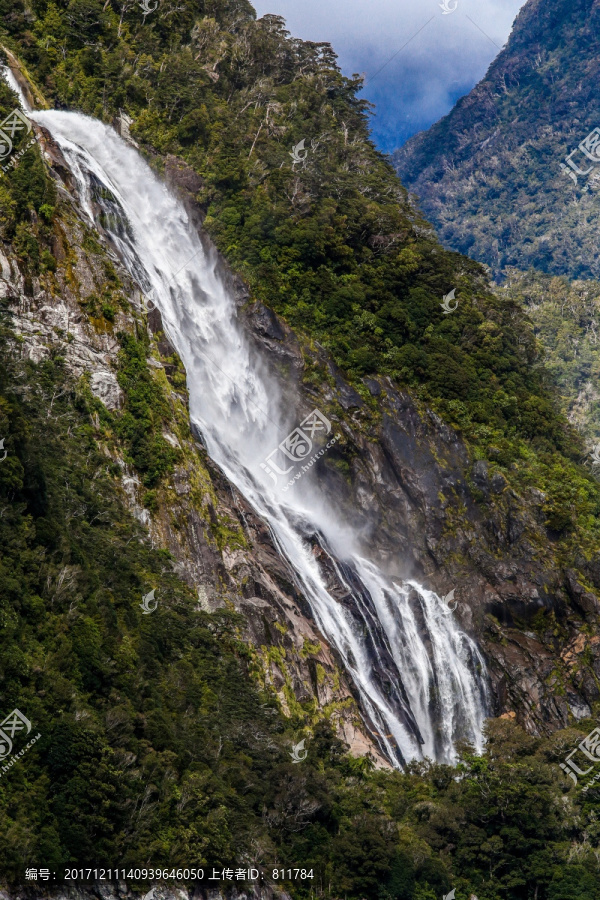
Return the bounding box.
[16,95,489,766]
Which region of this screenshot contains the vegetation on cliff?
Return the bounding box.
[3,0,600,553]
[0,322,599,897]
[1,0,600,896]
[499,269,600,447]
[393,0,600,281]
[0,0,582,451]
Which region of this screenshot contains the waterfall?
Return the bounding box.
[18,100,489,766]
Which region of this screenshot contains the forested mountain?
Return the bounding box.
[499,270,600,447]
[394,0,600,280]
[1,0,600,897]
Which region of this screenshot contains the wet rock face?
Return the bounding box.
[242,294,600,738]
[164,154,206,198]
[359,393,600,733]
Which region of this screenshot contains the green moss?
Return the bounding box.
[115,332,179,488]
[300,638,322,659]
[209,512,247,552]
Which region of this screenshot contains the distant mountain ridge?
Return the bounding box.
[393,0,600,280]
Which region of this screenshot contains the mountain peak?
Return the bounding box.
[394,0,600,279]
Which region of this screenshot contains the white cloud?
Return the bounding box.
[252,0,526,150]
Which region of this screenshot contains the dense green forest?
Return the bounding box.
[0,0,573,442]
[3,0,600,561]
[500,270,600,447]
[1,0,600,897]
[0,321,600,897]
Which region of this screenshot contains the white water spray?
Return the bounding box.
[17,96,488,765]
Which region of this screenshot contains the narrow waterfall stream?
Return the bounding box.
[18,99,488,766]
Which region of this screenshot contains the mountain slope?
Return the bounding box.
[393,0,600,280]
[3,0,600,895]
[498,269,600,447]
[2,215,600,892]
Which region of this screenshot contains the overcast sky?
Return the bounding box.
[252,0,527,152]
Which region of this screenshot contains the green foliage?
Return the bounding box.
[0,75,57,293]
[500,269,600,446]
[2,2,600,895]
[0,311,287,874]
[0,79,54,225]
[0,0,582,458]
[0,298,600,893]
[115,333,178,487]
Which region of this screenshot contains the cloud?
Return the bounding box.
[252,0,526,151]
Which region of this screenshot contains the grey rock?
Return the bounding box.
[491,471,507,493]
[472,459,489,491]
[363,377,382,396]
[333,372,363,409]
[249,301,285,342]
[90,370,123,410]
